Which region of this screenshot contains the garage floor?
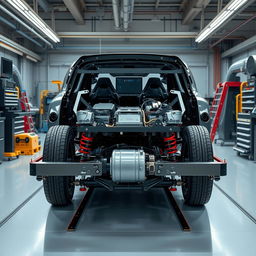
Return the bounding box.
[0,139,256,256]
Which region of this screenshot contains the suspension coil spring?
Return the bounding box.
[164,133,177,155]
[79,133,93,155]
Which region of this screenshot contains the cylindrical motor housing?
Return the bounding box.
[110,149,146,183]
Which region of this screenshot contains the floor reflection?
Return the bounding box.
[44,188,212,255]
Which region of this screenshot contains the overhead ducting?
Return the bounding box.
[182,0,211,25]
[122,0,134,31]
[62,0,84,25]
[112,0,120,29]
[225,58,247,81]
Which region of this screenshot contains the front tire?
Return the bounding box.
[43,125,75,206]
[181,125,213,206]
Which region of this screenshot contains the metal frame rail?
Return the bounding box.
[67,188,94,231]
[164,188,191,232]
[66,187,191,232]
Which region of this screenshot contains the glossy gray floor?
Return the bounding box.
[213,144,256,219]
[0,141,255,256]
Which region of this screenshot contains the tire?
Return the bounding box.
[181,125,213,206]
[43,125,75,206]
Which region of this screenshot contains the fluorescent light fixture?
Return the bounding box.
[0,34,41,61]
[6,0,60,43]
[26,55,38,63]
[0,42,23,55]
[196,0,249,43]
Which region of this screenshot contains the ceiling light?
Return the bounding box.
[6,0,60,43]
[196,0,249,43]
[0,42,23,55]
[26,55,38,63]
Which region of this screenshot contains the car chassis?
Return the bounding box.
[29,54,227,206]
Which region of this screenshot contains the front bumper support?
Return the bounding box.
[30,161,103,176]
[155,161,226,176]
[30,159,226,177]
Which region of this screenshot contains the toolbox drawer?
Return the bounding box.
[0,137,4,162]
[0,119,4,137]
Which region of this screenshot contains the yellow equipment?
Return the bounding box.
[14,133,41,155]
[40,90,49,115]
[51,80,63,92]
[4,151,21,159]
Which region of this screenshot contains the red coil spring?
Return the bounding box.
[164,133,177,155]
[79,133,93,154]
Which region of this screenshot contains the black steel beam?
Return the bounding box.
[77,68,183,74]
[67,188,94,231]
[30,161,102,176]
[30,160,226,177]
[155,161,227,176]
[164,188,191,232]
[78,125,180,133]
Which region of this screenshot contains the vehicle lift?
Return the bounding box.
[66,187,191,232]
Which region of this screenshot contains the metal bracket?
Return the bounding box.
[155,161,227,176]
[30,161,102,176]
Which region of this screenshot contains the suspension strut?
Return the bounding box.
[79,132,94,158]
[164,133,177,158]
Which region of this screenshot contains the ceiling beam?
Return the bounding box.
[0,34,41,61]
[38,0,51,12]
[62,0,84,25]
[182,0,211,25]
[155,0,160,9]
[222,34,256,58]
[80,0,86,10]
[58,32,198,39]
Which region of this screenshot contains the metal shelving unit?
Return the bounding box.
[233,56,256,160]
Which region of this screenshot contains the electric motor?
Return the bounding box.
[110,149,146,183]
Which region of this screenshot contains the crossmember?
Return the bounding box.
[30,159,226,177]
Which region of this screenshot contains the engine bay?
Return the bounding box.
[73,74,185,128]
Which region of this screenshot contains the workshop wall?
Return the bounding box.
[0,47,37,103]
[35,50,214,106]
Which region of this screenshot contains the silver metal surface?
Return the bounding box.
[115,107,143,126]
[76,110,94,125]
[165,110,182,124]
[110,149,145,182]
